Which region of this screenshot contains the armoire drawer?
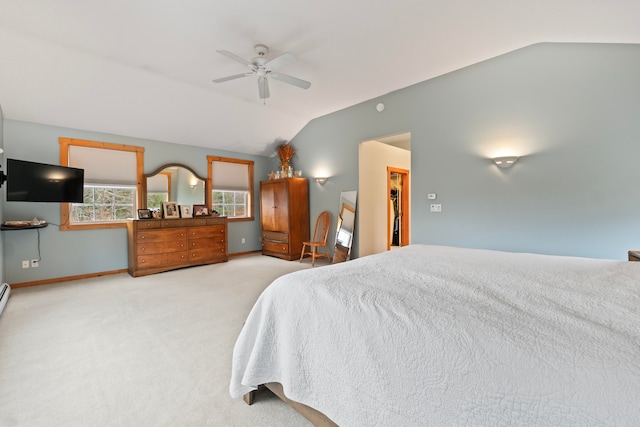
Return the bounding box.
[262,231,288,243]
[263,240,289,254]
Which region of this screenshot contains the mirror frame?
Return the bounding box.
[141,163,210,209]
[333,191,357,263]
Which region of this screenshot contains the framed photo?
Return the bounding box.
[137,208,152,220]
[193,204,209,217]
[179,205,193,218]
[162,201,180,219]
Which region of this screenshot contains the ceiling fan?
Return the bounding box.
[212,44,311,100]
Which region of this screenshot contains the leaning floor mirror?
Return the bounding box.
[333,191,357,263]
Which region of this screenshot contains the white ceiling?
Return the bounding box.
[1,1,639,156]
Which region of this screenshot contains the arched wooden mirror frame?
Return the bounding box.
[141,163,210,209]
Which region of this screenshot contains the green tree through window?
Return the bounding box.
[71,185,136,223]
[212,190,248,217]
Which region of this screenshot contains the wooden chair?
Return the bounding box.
[300,211,332,266]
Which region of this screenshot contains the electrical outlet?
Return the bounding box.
[430,204,442,212]
[31,259,39,268]
[241,238,246,244]
[22,260,30,269]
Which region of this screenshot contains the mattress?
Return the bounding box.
[230,245,640,425]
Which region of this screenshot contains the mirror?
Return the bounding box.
[143,164,207,210]
[333,191,357,263]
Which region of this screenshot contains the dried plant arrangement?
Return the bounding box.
[277,143,294,168]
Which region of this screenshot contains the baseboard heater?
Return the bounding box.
[0,283,10,317]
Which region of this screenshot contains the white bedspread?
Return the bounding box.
[230,245,640,426]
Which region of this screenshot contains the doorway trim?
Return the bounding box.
[387,166,410,250]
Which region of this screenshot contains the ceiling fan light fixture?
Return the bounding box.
[212,44,311,100]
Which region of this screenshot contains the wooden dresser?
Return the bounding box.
[260,178,309,260]
[127,217,228,277]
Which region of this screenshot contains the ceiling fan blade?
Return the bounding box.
[212,73,252,83]
[270,72,311,90]
[258,76,270,99]
[264,52,295,71]
[216,50,255,70]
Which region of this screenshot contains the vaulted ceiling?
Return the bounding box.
[1,1,638,155]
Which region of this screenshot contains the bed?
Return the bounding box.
[230,245,640,425]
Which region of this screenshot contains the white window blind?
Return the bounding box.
[69,146,137,185]
[211,161,249,191]
[147,173,169,192]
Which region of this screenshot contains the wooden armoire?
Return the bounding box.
[260,177,310,260]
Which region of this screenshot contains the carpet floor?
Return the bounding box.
[0,254,326,426]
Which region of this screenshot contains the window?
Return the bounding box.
[59,138,144,230]
[146,171,171,210]
[72,185,137,223]
[212,190,247,217]
[207,156,254,221]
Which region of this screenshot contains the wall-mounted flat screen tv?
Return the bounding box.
[6,159,84,203]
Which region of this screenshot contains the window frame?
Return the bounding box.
[59,137,144,231]
[207,156,254,222]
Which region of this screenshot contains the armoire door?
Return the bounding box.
[261,181,289,232]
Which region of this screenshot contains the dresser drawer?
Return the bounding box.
[189,247,227,263]
[135,220,161,230]
[137,240,187,255]
[137,228,187,243]
[188,238,225,250]
[262,231,288,243]
[165,251,188,265]
[188,226,225,239]
[263,240,289,254]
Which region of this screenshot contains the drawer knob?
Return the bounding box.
[141,260,145,263]
[141,236,145,239]
[141,248,145,251]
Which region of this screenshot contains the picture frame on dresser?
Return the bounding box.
[179,205,193,218]
[162,201,179,219]
[193,204,208,216]
[137,208,152,220]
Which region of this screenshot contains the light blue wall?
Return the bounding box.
[291,43,640,260]
[2,120,270,284]
[3,42,638,286]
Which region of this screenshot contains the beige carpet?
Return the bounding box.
[0,254,328,426]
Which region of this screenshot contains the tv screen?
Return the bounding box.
[6,159,84,203]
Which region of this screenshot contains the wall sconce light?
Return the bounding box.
[492,156,519,169]
[315,177,328,185]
